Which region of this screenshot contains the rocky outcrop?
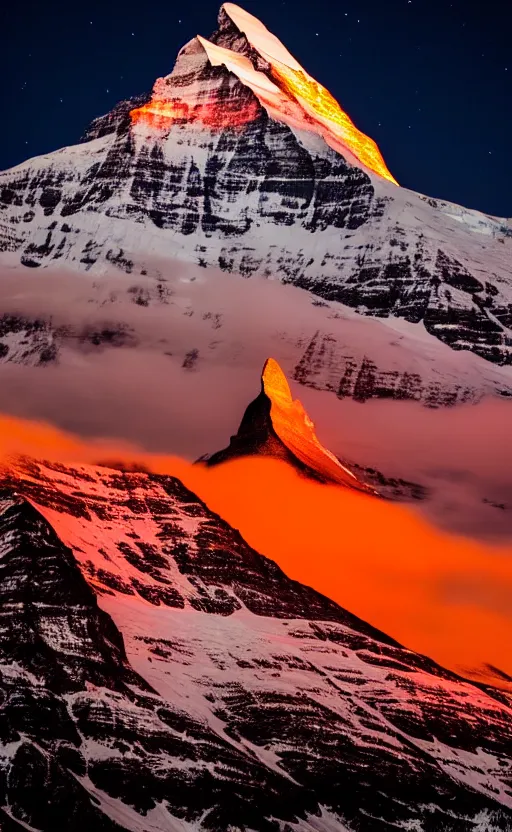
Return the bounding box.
[0,315,56,364]
[203,357,373,492]
[204,356,429,500]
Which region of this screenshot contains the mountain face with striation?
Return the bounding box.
[0,3,511,410]
[0,454,512,832]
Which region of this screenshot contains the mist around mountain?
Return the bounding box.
[0,259,511,540]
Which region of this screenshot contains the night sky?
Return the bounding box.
[3,0,510,216]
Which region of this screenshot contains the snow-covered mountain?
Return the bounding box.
[1,454,512,832]
[0,2,511,410]
[1,7,512,828]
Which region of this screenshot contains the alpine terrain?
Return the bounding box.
[1,5,512,829]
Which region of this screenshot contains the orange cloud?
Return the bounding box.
[1,414,511,687]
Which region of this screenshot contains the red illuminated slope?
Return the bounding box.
[1,451,512,830]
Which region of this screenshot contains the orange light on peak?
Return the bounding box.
[269,60,398,185]
[262,357,362,489]
[220,2,398,184]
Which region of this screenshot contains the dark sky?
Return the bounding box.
[3,0,510,216]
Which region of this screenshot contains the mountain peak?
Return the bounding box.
[204,357,373,492]
[130,3,398,184]
[261,357,370,489]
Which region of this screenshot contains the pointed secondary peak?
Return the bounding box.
[204,358,373,493]
[262,356,293,400]
[261,357,365,488]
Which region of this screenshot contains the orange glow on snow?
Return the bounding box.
[222,2,398,184]
[130,98,191,128]
[262,358,363,489]
[269,60,398,185]
[130,98,260,130]
[1,414,512,688]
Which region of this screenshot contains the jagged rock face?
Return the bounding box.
[203,357,426,500]
[0,457,512,831]
[0,494,150,831]
[81,93,151,143]
[0,5,510,375]
[290,326,505,406]
[0,489,310,832]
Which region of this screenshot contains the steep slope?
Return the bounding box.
[0,2,511,387]
[0,490,309,831]
[0,457,511,831]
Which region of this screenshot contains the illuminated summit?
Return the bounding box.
[131,2,398,184]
